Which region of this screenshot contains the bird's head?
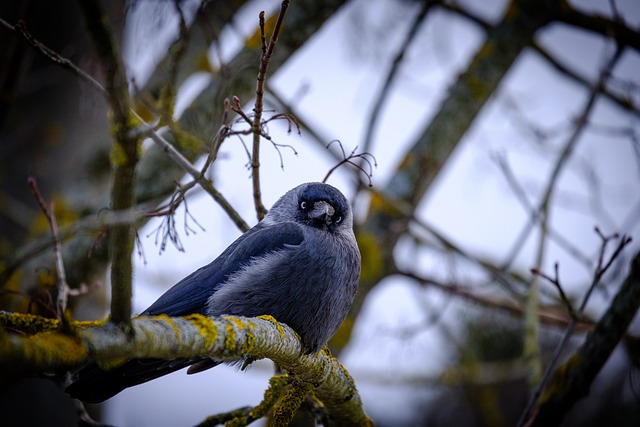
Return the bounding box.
[265,182,353,232]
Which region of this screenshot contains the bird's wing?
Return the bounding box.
[66,222,305,403]
[142,221,304,316]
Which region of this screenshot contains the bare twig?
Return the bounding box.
[531,42,640,119]
[493,154,592,268]
[531,263,577,320]
[323,140,377,186]
[502,45,624,271]
[146,181,205,254]
[371,187,526,298]
[230,96,300,171]
[27,177,69,319]
[0,14,249,235]
[399,271,592,332]
[529,249,640,426]
[140,123,250,232]
[265,87,346,165]
[251,1,290,221]
[517,229,633,427]
[0,18,107,95]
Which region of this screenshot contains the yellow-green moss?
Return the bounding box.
[225,322,237,352]
[226,316,248,330]
[157,314,181,344]
[195,52,214,73]
[169,123,206,155]
[242,320,256,354]
[257,315,285,340]
[539,353,580,404]
[200,406,251,427]
[109,141,130,166]
[270,378,314,426]
[73,319,109,329]
[108,112,142,166]
[355,231,384,284]
[249,374,290,420]
[0,312,60,334]
[334,357,358,400]
[186,314,218,349]
[20,331,88,369]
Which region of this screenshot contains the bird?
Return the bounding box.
[66,182,361,403]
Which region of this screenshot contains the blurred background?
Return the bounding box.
[1,0,639,426]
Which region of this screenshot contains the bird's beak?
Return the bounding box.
[310,201,335,225]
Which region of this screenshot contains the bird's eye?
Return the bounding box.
[300,201,307,210]
[335,216,342,224]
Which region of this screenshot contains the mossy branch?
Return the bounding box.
[76,0,140,326]
[526,249,640,426]
[0,313,372,426]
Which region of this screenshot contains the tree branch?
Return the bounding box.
[76,0,139,326]
[517,231,633,426]
[528,249,640,426]
[251,1,290,221]
[0,313,372,426]
[27,178,70,319]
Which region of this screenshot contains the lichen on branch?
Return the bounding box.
[0,312,372,426]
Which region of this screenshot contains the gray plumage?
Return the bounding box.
[66,182,361,403]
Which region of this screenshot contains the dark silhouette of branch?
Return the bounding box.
[0,18,107,95]
[400,270,593,332]
[555,0,640,53]
[531,263,577,320]
[532,42,640,119]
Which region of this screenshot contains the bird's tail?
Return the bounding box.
[65,358,204,403]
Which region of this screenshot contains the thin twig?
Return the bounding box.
[501,45,624,270]
[531,42,640,119]
[516,229,632,426]
[531,263,577,320]
[530,249,640,426]
[230,96,300,171]
[266,87,344,164]
[399,270,591,332]
[145,181,206,254]
[27,177,69,319]
[0,18,107,95]
[371,187,527,298]
[0,15,249,234]
[493,154,592,268]
[138,121,250,232]
[251,1,290,221]
[514,42,624,421]
[323,141,377,186]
